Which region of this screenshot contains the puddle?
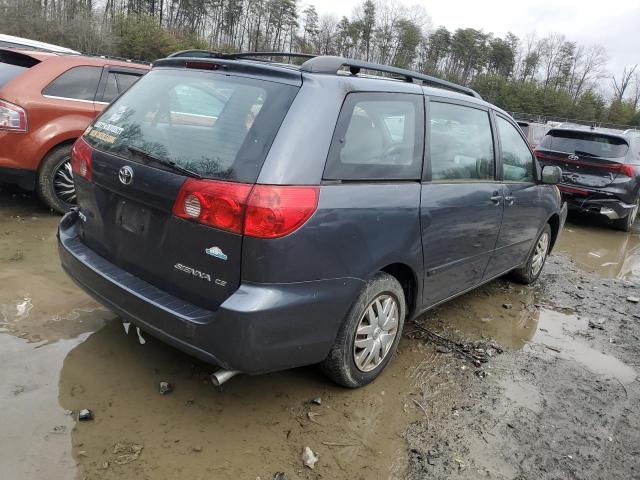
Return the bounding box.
[56,320,448,479]
[0,189,114,342]
[556,214,640,280]
[0,332,86,480]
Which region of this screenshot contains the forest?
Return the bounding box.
[2,0,639,126]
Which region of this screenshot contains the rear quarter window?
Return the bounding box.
[0,50,40,88]
[84,68,299,183]
[324,92,424,181]
[42,66,102,101]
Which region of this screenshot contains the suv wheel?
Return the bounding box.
[321,272,405,388]
[511,224,551,285]
[37,144,76,214]
[612,198,639,232]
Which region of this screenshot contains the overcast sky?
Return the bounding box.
[313,0,639,81]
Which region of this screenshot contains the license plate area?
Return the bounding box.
[116,200,151,235]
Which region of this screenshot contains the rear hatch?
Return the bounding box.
[77,65,300,310]
[535,129,631,189]
[0,49,40,89]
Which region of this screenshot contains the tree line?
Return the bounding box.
[1,0,638,126]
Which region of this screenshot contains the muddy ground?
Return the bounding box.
[1,185,639,480]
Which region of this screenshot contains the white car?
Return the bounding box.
[0,34,79,54]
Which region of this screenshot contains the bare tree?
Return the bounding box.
[612,65,638,101]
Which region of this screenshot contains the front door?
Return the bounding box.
[421,100,504,307]
[486,114,541,277]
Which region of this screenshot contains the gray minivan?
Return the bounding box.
[58,54,567,387]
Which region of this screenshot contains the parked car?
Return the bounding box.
[517,121,550,148]
[58,54,566,387]
[535,126,640,231]
[0,33,79,54]
[0,48,149,212]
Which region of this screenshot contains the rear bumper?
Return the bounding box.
[564,196,636,219]
[58,210,365,374]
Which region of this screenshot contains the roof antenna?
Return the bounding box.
[349,66,360,76]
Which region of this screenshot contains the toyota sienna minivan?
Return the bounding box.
[58,53,567,387]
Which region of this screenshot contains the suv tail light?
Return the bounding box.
[535,151,635,178]
[173,179,319,238]
[0,99,27,132]
[244,185,319,238]
[70,137,94,181]
[173,179,253,234]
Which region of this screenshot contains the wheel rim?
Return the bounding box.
[53,159,76,205]
[531,232,550,277]
[353,294,399,372]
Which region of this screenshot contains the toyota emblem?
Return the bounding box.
[118,166,134,185]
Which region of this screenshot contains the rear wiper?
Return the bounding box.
[127,145,202,179]
[573,150,600,158]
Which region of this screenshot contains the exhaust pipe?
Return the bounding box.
[211,369,240,386]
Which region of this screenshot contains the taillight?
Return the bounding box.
[173,179,253,234]
[616,164,635,178]
[245,185,319,238]
[172,180,319,238]
[0,99,27,132]
[70,137,94,181]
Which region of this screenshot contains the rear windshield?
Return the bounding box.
[540,130,629,158]
[0,50,40,88]
[84,68,299,182]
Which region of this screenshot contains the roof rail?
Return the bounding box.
[76,51,151,66]
[300,56,482,99]
[167,50,316,62]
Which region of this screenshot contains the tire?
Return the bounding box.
[612,198,639,232]
[321,272,406,388]
[36,144,76,214]
[511,224,552,285]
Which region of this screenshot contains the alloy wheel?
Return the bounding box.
[53,159,76,205]
[531,231,550,277]
[353,294,399,372]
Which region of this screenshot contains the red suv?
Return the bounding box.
[0,48,149,212]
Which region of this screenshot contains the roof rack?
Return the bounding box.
[300,56,482,99]
[168,50,315,63]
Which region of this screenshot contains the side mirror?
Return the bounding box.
[541,165,562,184]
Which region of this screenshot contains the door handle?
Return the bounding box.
[504,195,515,205]
[490,192,503,205]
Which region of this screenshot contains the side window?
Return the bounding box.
[429,102,495,181]
[115,72,140,93]
[497,116,534,182]
[42,66,102,101]
[324,93,424,181]
[103,72,118,103]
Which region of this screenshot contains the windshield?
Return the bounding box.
[83,69,298,182]
[540,130,629,158]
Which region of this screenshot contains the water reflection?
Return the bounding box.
[556,213,640,280]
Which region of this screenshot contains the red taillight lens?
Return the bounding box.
[0,99,27,132]
[172,179,252,234]
[244,185,319,238]
[70,137,93,181]
[618,164,635,178]
[172,180,319,238]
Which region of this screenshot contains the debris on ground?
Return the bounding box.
[311,397,322,405]
[159,381,173,395]
[502,303,513,309]
[626,296,639,303]
[112,442,143,465]
[272,473,286,480]
[302,446,318,469]
[192,445,202,452]
[135,327,146,345]
[78,409,93,421]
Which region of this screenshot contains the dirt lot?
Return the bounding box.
[1,186,639,480]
